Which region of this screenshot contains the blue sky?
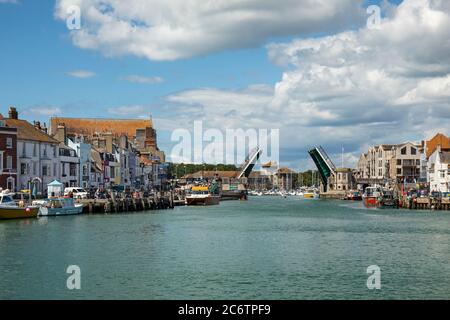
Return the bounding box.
[2,0,449,170]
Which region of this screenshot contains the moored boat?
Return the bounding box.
[0,192,39,220]
[33,197,84,216]
[303,189,319,199]
[362,186,382,208]
[345,191,362,201]
[185,186,220,206]
[378,190,399,209]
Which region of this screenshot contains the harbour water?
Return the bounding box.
[1,197,450,300]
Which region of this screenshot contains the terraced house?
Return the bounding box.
[5,107,60,194]
[0,114,17,191]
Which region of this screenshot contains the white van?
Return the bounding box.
[64,187,88,199]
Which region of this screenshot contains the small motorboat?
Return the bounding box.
[379,190,399,209]
[33,197,84,216]
[303,189,319,199]
[344,191,363,201]
[0,191,39,220]
[362,186,382,208]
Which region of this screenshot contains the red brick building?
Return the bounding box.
[0,114,18,191]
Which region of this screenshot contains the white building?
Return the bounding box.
[428,146,450,192]
[68,137,92,189]
[5,110,60,194]
[58,143,79,188]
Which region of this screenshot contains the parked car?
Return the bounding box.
[64,187,88,199]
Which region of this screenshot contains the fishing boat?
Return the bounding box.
[0,192,39,220]
[362,186,382,208]
[33,197,84,216]
[185,186,220,206]
[378,190,399,209]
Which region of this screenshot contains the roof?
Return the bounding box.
[47,180,63,186]
[4,118,59,144]
[277,167,296,174]
[50,117,153,139]
[426,133,450,158]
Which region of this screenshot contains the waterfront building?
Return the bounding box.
[328,168,356,191]
[52,123,80,187]
[49,117,165,163]
[356,142,421,184]
[67,136,92,189]
[356,145,395,181]
[89,147,106,189]
[428,146,450,192]
[0,115,18,191]
[58,143,79,188]
[5,107,60,194]
[247,171,272,190]
[50,117,165,190]
[276,167,296,191]
[260,161,279,188]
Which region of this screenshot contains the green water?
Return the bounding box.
[1,197,450,300]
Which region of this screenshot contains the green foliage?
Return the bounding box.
[166,163,238,179]
[297,170,320,187]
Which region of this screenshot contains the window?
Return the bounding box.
[6,137,13,149]
[0,152,3,171]
[53,163,57,177]
[411,147,417,155]
[6,177,14,191]
[397,159,402,165]
[33,144,37,157]
[42,165,48,176]
[401,147,407,155]
[6,156,12,170]
[43,146,47,157]
[70,163,76,176]
[397,168,402,175]
[441,171,446,178]
[22,142,26,157]
[110,167,116,179]
[21,163,27,175]
[33,162,37,175]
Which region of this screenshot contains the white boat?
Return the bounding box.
[33,197,84,216]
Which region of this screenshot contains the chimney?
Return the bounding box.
[104,133,113,154]
[8,107,18,119]
[55,123,67,144]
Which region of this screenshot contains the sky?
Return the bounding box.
[0,0,449,170]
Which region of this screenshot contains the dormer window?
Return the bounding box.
[401,147,407,155]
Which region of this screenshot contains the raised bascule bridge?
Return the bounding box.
[220,146,262,200]
[238,146,262,179]
[308,146,336,192]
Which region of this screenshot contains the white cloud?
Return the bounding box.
[162,0,450,168]
[54,0,364,61]
[28,107,62,116]
[120,75,163,84]
[107,105,147,116]
[66,70,96,78]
